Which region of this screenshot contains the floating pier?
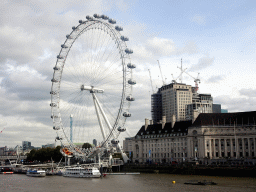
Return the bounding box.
[105,172,140,175]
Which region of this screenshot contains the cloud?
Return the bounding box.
[132,37,199,63]
[214,95,256,112]
[191,14,206,25]
[189,55,214,71]
[206,75,225,83]
[239,88,256,98]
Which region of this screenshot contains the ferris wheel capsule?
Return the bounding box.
[121,36,129,41]
[86,15,93,20]
[126,95,135,101]
[56,136,62,140]
[66,35,73,39]
[117,126,126,132]
[51,114,59,119]
[111,139,119,144]
[57,55,64,59]
[50,91,57,95]
[115,26,123,31]
[53,126,60,130]
[127,63,136,69]
[50,103,57,107]
[51,78,58,83]
[108,18,116,24]
[100,15,109,20]
[61,44,68,48]
[93,14,100,18]
[79,20,86,24]
[128,79,136,85]
[53,66,59,70]
[123,112,131,117]
[125,48,133,54]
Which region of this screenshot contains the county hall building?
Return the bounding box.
[124,111,256,164]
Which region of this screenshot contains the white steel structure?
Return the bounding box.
[50,14,136,161]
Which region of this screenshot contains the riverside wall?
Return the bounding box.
[122,164,256,177]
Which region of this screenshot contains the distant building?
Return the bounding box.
[42,143,55,148]
[212,104,221,113]
[123,137,134,153]
[151,91,162,124]
[186,93,213,121]
[0,146,7,156]
[93,139,97,147]
[221,109,228,113]
[22,141,31,151]
[151,82,213,124]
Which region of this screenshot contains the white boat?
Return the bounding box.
[26,169,46,177]
[63,166,101,178]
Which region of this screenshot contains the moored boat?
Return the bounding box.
[63,166,101,178]
[26,169,46,177]
[184,180,217,185]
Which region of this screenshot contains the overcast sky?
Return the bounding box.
[1,0,256,148]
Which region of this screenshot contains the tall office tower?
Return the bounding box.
[151,90,162,124]
[93,139,97,147]
[159,83,192,122]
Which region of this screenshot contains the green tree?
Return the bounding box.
[26,146,63,162]
[82,143,92,149]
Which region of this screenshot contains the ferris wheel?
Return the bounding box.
[50,14,136,161]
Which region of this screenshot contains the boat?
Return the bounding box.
[63,166,101,178]
[184,180,217,185]
[26,169,46,177]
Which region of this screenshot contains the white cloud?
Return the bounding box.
[189,55,214,71]
[132,37,199,63]
[191,14,206,25]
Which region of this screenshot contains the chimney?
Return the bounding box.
[145,118,149,131]
[150,120,153,125]
[171,114,176,128]
[162,116,166,129]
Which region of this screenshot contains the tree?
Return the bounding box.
[82,143,92,149]
[26,146,63,162]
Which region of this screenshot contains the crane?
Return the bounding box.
[171,58,187,84]
[148,69,155,93]
[0,128,5,134]
[183,71,200,92]
[172,58,200,92]
[157,60,165,85]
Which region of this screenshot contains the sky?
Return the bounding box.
[0,0,256,148]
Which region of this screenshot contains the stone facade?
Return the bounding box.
[130,111,256,164]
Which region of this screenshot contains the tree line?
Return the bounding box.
[26,143,92,163]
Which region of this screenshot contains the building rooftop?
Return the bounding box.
[192,111,256,127]
[136,120,192,136]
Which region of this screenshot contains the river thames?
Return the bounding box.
[1,173,256,192]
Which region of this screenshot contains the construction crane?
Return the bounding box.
[183,71,200,92]
[148,69,155,93]
[0,128,5,134]
[172,58,200,92]
[157,60,166,85]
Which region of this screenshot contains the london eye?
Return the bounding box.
[50,14,136,161]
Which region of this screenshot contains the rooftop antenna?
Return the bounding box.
[157,60,165,85]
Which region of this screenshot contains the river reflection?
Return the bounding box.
[0,173,256,192]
